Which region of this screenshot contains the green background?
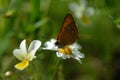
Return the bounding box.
[0,0,120,80]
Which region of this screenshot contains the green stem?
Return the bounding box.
[30,0,40,23]
[51,58,62,80]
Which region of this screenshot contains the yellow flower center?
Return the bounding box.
[15,60,29,70]
[58,46,72,55]
[81,14,91,25]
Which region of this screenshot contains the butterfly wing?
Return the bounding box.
[57,13,78,46]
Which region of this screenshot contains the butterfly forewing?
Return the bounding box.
[56,13,78,46]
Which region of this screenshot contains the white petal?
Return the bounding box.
[20,39,27,54]
[80,0,87,7]
[71,44,85,59]
[56,52,63,57]
[74,52,85,58]
[74,57,82,63]
[66,55,71,58]
[56,52,68,59]
[86,7,94,16]
[70,42,82,50]
[69,3,78,13]
[13,49,26,61]
[69,3,83,18]
[27,50,36,61]
[26,40,41,61]
[28,40,41,53]
[42,39,58,50]
[61,55,67,59]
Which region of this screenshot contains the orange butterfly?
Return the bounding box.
[55,13,78,47]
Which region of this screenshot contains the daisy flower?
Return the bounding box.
[13,39,41,70]
[69,0,94,25]
[42,39,84,63]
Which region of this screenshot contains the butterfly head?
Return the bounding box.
[54,41,64,48]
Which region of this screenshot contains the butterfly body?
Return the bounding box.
[55,13,78,48]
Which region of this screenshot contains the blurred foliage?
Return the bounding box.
[0,0,120,80]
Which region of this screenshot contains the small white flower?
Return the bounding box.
[13,39,41,70]
[69,0,94,25]
[42,39,58,51]
[43,39,84,63]
[5,71,12,77]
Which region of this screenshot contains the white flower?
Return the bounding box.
[13,39,41,70]
[69,0,94,25]
[42,39,58,51]
[43,39,85,63]
[5,71,12,77]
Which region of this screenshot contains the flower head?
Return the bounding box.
[13,39,41,70]
[43,39,84,63]
[69,0,94,25]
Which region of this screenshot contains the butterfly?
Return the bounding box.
[55,13,79,48]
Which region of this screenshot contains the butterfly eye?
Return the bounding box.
[55,41,64,48]
[55,41,59,45]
